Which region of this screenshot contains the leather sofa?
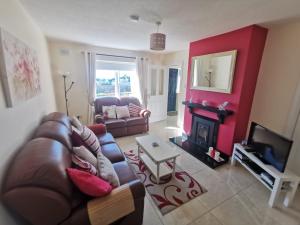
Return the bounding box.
[94,97,150,137]
[2,112,145,225]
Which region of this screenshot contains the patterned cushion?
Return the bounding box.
[128,103,143,117]
[116,106,130,119]
[73,146,97,168]
[71,117,83,132]
[97,153,120,187]
[102,105,117,119]
[80,126,101,155]
[72,154,98,176]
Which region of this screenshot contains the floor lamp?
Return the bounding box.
[62,73,75,116]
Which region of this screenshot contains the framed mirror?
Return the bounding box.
[190,50,237,93]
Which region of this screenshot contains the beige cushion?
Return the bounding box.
[73,145,97,168]
[80,126,101,155]
[116,106,130,119]
[102,105,116,119]
[97,153,120,187]
[71,116,83,132]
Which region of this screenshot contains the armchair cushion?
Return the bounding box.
[87,124,107,136]
[94,114,105,124]
[105,119,126,129]
[66,168,112,197]
[125,117,147,126]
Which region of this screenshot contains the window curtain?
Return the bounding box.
[136,57,149,108]
[84,51,96,125]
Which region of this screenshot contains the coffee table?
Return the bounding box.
[135,135,180,184]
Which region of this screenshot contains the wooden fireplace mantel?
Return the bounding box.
[182,101,234,124]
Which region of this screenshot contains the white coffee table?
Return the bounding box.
[135,135,180,184]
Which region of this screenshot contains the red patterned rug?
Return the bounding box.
[124,150,207,215]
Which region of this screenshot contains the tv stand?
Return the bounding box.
[231,143,300,207]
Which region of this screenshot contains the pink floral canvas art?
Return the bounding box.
[0,28,41,107]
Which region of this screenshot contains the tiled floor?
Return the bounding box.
[116,117,300,225]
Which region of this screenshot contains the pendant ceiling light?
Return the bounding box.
[150,21,166,51]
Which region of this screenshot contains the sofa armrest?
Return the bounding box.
[87,182,139,225]
[139,109,151,118]
[94,114,105,124]
[87,124,107,136]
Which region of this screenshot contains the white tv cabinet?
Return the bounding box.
[231,143,300,207]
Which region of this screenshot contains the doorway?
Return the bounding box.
[167,68,180,116]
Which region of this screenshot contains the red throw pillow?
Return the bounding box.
[88,124,107,136]
[66,168,112,197]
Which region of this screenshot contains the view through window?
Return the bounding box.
[96,70,135,97]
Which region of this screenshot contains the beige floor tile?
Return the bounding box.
[211,194,282,225]
[190,213,223,225]
[241,181,300,225]
[192,169,238,210]
[216,164,257,193]
[143,197,164,225]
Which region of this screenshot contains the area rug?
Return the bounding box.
[124,150,207,215]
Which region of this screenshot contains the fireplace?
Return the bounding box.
[170,113,228,169]
[190,115,219,150]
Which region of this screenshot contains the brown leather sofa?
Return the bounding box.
[94,97,150,137]
[2,112,145,225]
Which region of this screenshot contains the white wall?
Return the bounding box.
[48,39,161,124]
[161,50,189,129]
[0,0,56,224]
[249,20,300,175]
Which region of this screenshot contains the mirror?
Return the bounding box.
[190,50,237,93]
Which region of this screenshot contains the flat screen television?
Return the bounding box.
[247,122,293,173]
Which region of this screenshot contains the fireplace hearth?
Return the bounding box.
[170,114,228,169]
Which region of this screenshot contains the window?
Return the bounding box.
[95,55,137,98]
[96,70,135,97]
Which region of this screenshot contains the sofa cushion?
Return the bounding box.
[42,112,71,130]
[116,106,130,119]
[113,161,137,185]
[34,121,72,150]
[97,153,120,187]
[98,133,116,145]
[72,146,97,168]
[102,105,117,119]
[128,103,142,117]
[94,97,120,114]
[119,97,141,107]
[67,168,112,197]
[80,126,101,155]
[105,119,126,129]
[71,155,98,176]
[125,117,147,126]
[3,138,73,199]
[101,143,125,163]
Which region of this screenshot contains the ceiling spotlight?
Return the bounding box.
[129,14,139,22]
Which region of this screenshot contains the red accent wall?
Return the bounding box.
[184,25,268,155]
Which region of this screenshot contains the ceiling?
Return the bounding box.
[20,0,300,52]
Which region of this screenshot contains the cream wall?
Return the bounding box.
[48,39,160,124]
[249,21,300,175]
[161,50,189,129]
[250,21,300,134]
[0,0,56,224]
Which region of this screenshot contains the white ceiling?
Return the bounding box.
[20,0,300,52]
